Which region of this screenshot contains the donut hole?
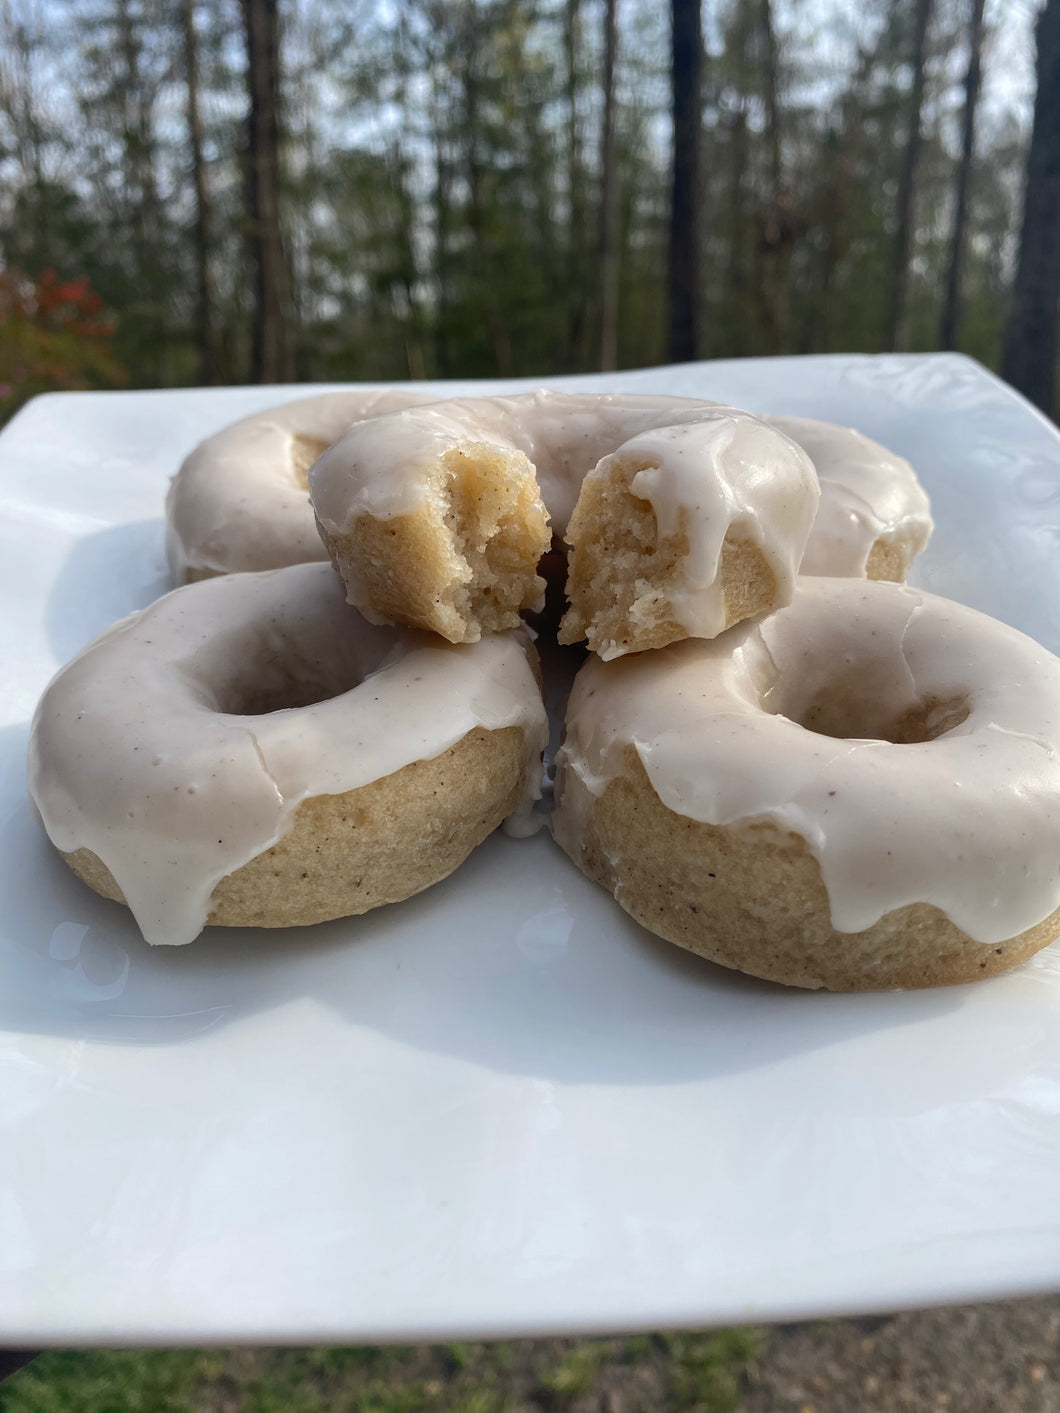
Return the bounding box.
[789,685,970,744]
[217,664,359,716]
[202,616,383,717]
[290,434,332,490]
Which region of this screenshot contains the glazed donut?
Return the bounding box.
[166,389,435,583]
[309,390,820,658]
[28,563,547,946]
[553,577,1060,991]
[765,415,933,580]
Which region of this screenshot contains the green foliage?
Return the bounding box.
[539,1341,608,1402]
[443,1343,477,1372]
[0,1332,766,1413]
[0,1349,208,1413]
[620,1332,655,1360]
[439,1393,507,1413]
[0,268,125,424]
[666,1327,766,1413]
[0,0,1040,397]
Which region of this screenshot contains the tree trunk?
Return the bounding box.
[813,102,856,353]
[668,0,702,362]
[388,142,425,381]
[460,2,512,376]
[182,0,216,384]
[115,0,141,243]
[723,105,750,358]
[432,107,451,378]
[598,0,620,371]
[116,0,164,378]
[241,0,292,383]
[756,0,790,353]
[1001,0,1060,417]
[11,19,48,264]
[116,0,158,262]
[938,0,986,350]
[564,0,587,365]
[760,0,781,200]
[885,0,935,351]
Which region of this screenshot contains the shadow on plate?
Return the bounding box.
[44,518,170,663]
[1,699,982,1093]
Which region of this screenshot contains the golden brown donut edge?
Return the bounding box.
[558,749,1059,992]
[64,725,527,933]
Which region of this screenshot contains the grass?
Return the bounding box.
[539,1342,609,1402]
[0,1330,765,1413]
[666,1330,767,1412]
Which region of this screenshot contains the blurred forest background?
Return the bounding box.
[0,0,1057,428]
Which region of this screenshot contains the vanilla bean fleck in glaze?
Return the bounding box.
[29,564,547,946]
[554,577,1060,946]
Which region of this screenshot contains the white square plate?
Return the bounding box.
[3,354,1060,1345]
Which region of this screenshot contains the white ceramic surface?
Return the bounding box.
[3,354,1060,1346]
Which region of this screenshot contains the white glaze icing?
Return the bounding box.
[310,391,820,648]
[554,577,1060,945]
[29,563,547,947]
[765,415,933,577]
[165,389,436,581]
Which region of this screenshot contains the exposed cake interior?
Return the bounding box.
[865,535,910,583]
[558,456,777,657]
[291,434,332,489]
[429,445,551,639]
[558,457,687,654]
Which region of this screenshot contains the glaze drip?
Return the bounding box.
[553,578,1060,944]
[765,415,933,577]
[310,390,820,647]
[29,564,548,946]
